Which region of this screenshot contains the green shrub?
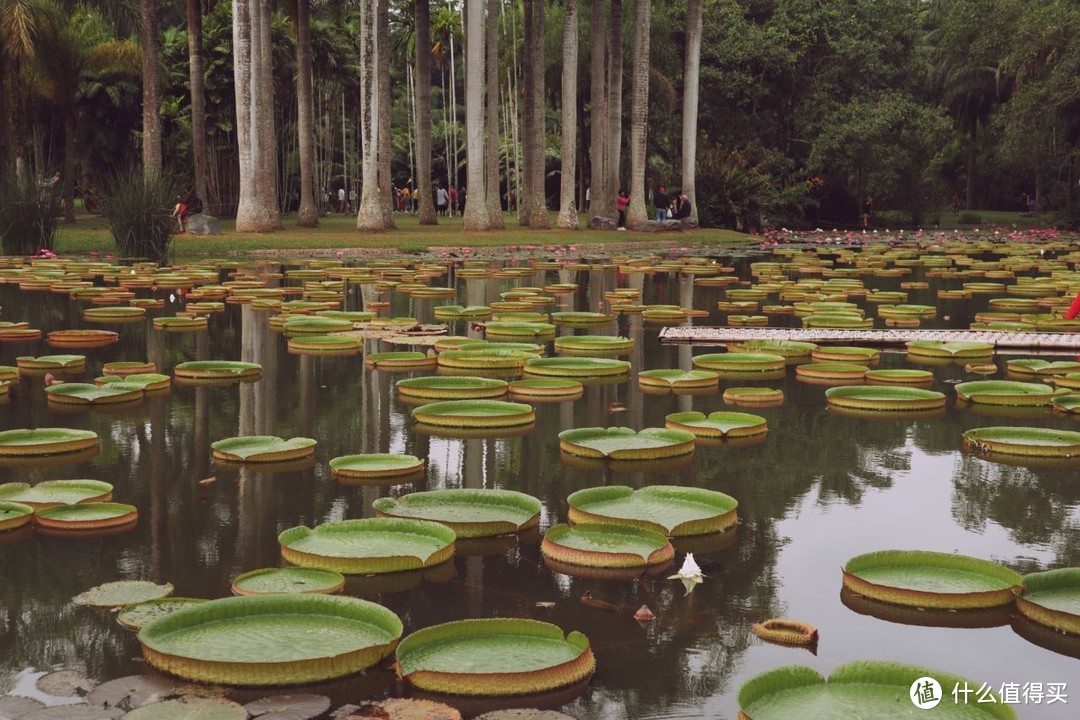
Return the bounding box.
[1053,206,1080,231]
[102,166,179,262]
[0,175,61,255]
[958,212,982,225]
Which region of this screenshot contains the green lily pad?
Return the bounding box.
[1017,568,1080,635]
[396,376,508,399]
[550,311,612,325]
[842,550,1022,609]
[45,382,145,405]
[508,379,584,397]
[16,354,85,369]
[567,485,738,536]
[122,698,248,720]
[96,373,171,390]
[554,335,633,354]
[0,501,34,531]
[638,369,720,388]
[955,380,1059,406]
[1052,394,1080,413]
[558,427,696,460]
[456,341,543,354]
[825,386,946,411]
[34,502,137,531]
[231,567,346,596]
[811,346,880,362]
[173,360,262,379]
[73,580,174,608]
[373,489,541,538]
[211,436,317,463]
[802,314,874,328]
[0,428,100,456]
[137,594,403,685]
[329,454,425,479]
[726,339,817,357]
[483,322,557,338]
[411,400,536,427]
[395,618,594,696]
[963,426,1080,457]
[279,518,456,574]
[244,694,332,720]
[316,310,375,322]
[906,340,995,358]
[523,357,631,377]
[117,598,209,631]
[542,523,674,567]
[0,479,112,509]
[23,706,124,720]
[665,411,768,438]
[365,351,437,369]
[794,363,869,379]
[738,660,1015,719]
[282,316,353,335]
[1006,359,1080,376]
[433,305,493,319]
[692,353,786,372]
[864,369,934,384]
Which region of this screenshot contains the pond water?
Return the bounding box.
[0,253,1078,719]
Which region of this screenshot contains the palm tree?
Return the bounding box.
[626,0,650,225]
[587,0,606,222]
[186,0,208,203]
[235,0,281,231]
[518,0,535,226]
[140,0,161,180]
[526,0,547,227]
[295,0,318,226]
[484,0,503,228]
[30,4,138,222]
[461,0,488,230]
[0,0,43,177]
[680,0,701,223]
[415,0,436,224]
[377,0,395,227]
[356,0,384,230]
[556,0,578,229]
[605,0,623,219]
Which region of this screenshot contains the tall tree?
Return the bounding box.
[356,0,384,230]
[587,0,607,222]
[0,0,42,177]
[415,0,436,224]
[484,0,503,227]
[525,0,547,227]
[295,0,318,226]
[626,0,650,225]
[556,0,578,228]
[377,0,394,227]
[140,0,162,180]
[679,0,701,223]
[235,0,281,231]
[186,0,208,203]
[605,0,623,217]
[518,0,534,226]
[461,0,488,229]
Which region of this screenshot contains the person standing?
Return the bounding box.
[653,185,669,222]
[436,185,449,215]
[862,194,873,228]
[616,189,630,230]
[585,186,591,211]
[448,186,458,215]
[337,186,346,213]
[411,186,420,213]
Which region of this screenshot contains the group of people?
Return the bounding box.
[392,184,465,215]
[652,185,693,222]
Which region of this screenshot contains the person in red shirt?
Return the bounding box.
[616,189,630,229]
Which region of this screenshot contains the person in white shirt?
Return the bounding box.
[337,187,346,213]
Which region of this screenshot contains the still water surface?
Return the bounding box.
[0,258,1078,718]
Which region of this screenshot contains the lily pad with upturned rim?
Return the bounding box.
[863,369,933,385]
[396,376,508,400]
[638,369,719,389]
[411,400,536,428]
[279,517,456,575]
[553,335,633,355]
[692,353,786,372]
[955,380,1061,406]
[1016,568,1080,635]
[329,454,425,479]
[825,386,946,411]
[542,523,674,569]
[95,373,171,391]
[906,340,994,358]
[35,502,138,531]
[1006,359,1080,377]
[842,550,1022,609]
[723,387,784,405]
[0,428,100,456]
[664,411,767,439]
[1052,394,1080,414]
[117,598,209,630]
[810,346,880,363]
[0,501,33,532]
[73,580,174,608]
[121,698,248,720]
[231,567,346,596]
[508,379,584,398]
[558,427,696,460]
[523,357,630,378]
[0,479,112,509]
[373,489,541,538]
[737,660,1015,720]
[567,485,737,536]
[137,594,403,686]
[962,426,1080,457]
[365,351,437,371]
[286,335,361,355]
[45,382,145,405]
[16,354,85,370]
[794,363,869,381]
[211,436,317,463]
[173,361,262,379]
[725,339,817,357]
[394,618,594,697]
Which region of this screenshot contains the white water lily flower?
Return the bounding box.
[668,553,705,595]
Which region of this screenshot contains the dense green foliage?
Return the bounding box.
[1,0,1079,230]
[101,165,179,261]
[0,175,61,254]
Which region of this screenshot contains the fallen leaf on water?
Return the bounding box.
[197,477,216,486]
[581,591,616,611]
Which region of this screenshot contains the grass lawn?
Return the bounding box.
[54,210,749,258]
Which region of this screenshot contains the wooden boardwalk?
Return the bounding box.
[658,326,1080,351]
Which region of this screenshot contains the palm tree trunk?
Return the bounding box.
[557,0,579,229]
[296,0,318,226]
[235,0,280,231]
[680,0,701,223]
[462,0,489,230]
[141,0,162,181]
[416,0,437,224]
[377,0,395,227]
[519,0,534,226]
[187,0,208,204]
[626,0,650,225]
[527,0,548,228]
[606,0,623,218]
[588,0,607,222]
[484,0,504,228]
[63,108,75,223]
[966,124,977,210]
[356,0,384,230]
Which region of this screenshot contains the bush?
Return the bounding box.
[1053,206,1080,231]
[695,147,808,232]
[102,166,179,262]
[958,212,982,225]
[0,175,61,255]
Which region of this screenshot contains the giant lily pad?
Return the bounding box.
[725,339,817,357]
[117,598,208,630]
[0,479,112,509]
[508,379,584,399]
[0,428,99,456]
[281,316,353,336]
[550,312,612,326]
[96,373,171,391]
[373,489,541,538]
[395,618,594,696]
[456,341,544,355]
[963,426,1080,457]
[1053,372,1080,391]
[1052,394,1080,414]
[825,386,946,411]
[523,357,630,378]
[286,335,361,356]
[211,436,317,463]
[955,380,1060,406]
[365,351,437,371]
[121,698,248,720]
[1006,359,1080,377]
[794,363,868,381]
[842,550,1021,609]
[542,523,674,569]
[16,354,85,371]
[906,340,994,358]
[411,400,535,428]
[553,335,632,355]
[329,454,425,480]
[45,382,145,405]
[0,501,33,532]
[437,349,532,371]
[396,376,508,400]
[738,660,1014,719]
[433,305,493,320]
[692,353,786,372]
[567,485,737,536]
[231,567,346,596]
[483,322,557,339]
[46,329,118,349]
[138,594,403,685]
[664,411,767,439]
[34,502,137,531]
[558,427,696,460]
[638,369,719,389]
[863,369,933,385]
[1016,568,1080,635]
[279,518,456,574]
[723,387,783,405]
[811,346,880,363]
[73,580,174,608]
[174,361,262,380]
